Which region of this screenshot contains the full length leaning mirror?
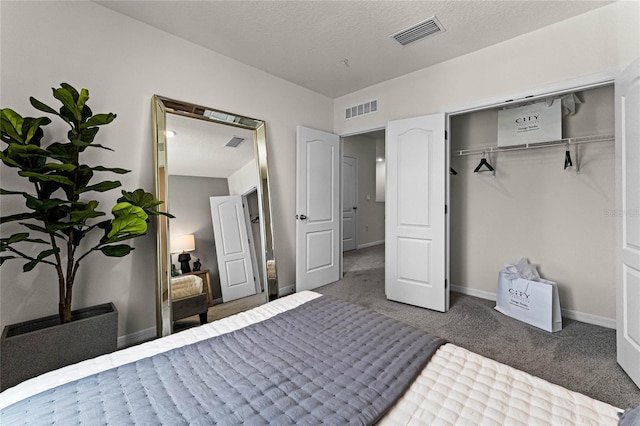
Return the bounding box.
[152,96,278,337]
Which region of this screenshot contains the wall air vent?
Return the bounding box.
[225,136,246,148]
[390,16,445,47]
[345,100,378,120]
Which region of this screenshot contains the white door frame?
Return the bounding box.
[342,155,358,252]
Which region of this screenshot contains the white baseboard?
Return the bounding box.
[356,240,384,249]
[451,285,496,301]
[559,308,616,329]
[279,284,296,296]
[450,285,616,329]
[117,326,156,349]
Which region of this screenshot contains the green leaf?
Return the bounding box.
[1,233,30,245]
[20,222,64,239]
[23,248,59,272]
[0,188,28,196]
[70,200,105,223]
[46,142,76,162]
[30,97,59,116]
[0,233,48,247]
[53,87,81,121]
[118,189,154,208]
[77,88,89,112]
[23,195,68,212]
[78,180,121,193]
[100,245,134,257]
[0,212,38,224]
[0,256,16,266]
[1,108,24,138]
[112,202,147,220]
[84,113,116,127]
[92,166,130,174]
[0,151,22,167]
[107,215,148,241]
[18,171,74,185]
[70,140,114,151]
[60,83,80,101]
[43,163,76,172]
[7,143,48,157]
[23,117,51,144]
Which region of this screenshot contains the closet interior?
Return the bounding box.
[449,84,616,321]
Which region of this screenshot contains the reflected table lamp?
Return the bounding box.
[171,234,195,273]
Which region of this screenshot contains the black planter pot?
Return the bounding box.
[0,302,118,391]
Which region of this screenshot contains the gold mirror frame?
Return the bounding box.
[151,95,278,337]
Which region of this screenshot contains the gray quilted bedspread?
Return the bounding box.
[1,296,445,425]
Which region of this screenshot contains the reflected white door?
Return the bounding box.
[296,126,340,291]
[616,59,640,387]
[386,114,447,312]
[210,195,257,302]
[343,156,357,252]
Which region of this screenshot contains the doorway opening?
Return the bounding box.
[340,129,386,279]
[447,83,616,326]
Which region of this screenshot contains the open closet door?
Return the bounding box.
[210,195,257,303]
[616,59,640,388]
[296,126,341,291]
[386,114,448,312]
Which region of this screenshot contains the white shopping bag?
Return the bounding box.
[495,271,562,332]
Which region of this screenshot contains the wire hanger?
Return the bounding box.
[474,152,495,173]
[450,167,458,175]
[564,143,573,170]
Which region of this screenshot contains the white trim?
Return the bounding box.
[446,69,618,116]
[451,285,616,329]
[357,239,385,249]
[451,284,496,301]
[561,308,616,329]
[280,284,296,296]
[117,326,156,349]
[338,125,385,138]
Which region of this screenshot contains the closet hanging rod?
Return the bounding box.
[454,134,614,157]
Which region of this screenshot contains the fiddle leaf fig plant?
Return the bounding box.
[0,83,172,323]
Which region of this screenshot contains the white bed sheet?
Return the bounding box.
[170,274,203,299]
[0,291,621,425]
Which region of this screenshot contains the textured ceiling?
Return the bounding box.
[96,1,613,98]
[166,113,255,179]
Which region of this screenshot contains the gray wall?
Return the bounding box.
[343,135,385,247]
[168,175,229,300]
[449,85,615,318]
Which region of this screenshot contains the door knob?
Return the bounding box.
[299,214,307,220]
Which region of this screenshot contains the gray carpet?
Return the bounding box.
[316,244,640,410]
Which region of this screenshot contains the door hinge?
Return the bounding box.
[445,279,448,289]
[445,204,448,214]
[445,130,448,140]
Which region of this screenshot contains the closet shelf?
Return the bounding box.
[454,134,614,157]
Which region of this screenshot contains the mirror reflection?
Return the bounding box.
[152,96,277,337]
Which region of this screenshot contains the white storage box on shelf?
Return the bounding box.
[495,258,562,333]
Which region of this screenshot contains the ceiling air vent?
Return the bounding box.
[225,136,246,148]
[390,16,445,47]
[345,100,377,120]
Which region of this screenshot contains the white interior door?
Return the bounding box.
[210,195,257,302]
[342,156,358,252]
[386,114,448,312]
[616,58,640,387]
[296,126,341,291]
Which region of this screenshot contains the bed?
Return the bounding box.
[171,274,208,328]
[0,291,625,425]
